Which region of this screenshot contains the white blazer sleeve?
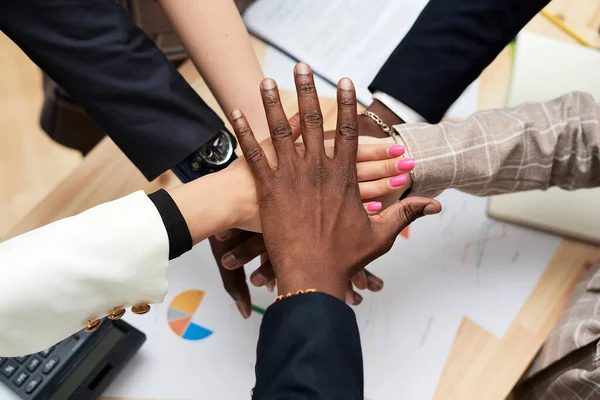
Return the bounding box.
[0,191,169,356]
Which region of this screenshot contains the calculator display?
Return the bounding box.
[48,325,124,400]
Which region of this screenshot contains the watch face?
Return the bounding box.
[196,131,234,167]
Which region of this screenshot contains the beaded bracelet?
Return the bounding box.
[274,288,317,302]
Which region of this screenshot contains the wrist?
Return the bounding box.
[277,269,347,302]
[168,170,245,245]
[359,100,404,138]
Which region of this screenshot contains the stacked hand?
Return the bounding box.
[228,63,440,303]
[207,72,416,317]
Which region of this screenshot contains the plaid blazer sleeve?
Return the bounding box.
[395,91,600,198]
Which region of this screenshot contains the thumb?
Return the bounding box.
[288,113,301,141]
[373,197,441,238]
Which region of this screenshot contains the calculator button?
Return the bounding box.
[39,346,54,358]
[15,356,29,364]
[26,357,41,372]
[12,371,29,387]
[24,375,42,394]
[1,361,18,378]
[42,357,59,374]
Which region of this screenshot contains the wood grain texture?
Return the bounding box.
[0,33,81,240]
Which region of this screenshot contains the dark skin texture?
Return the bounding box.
[229,63,441,300]
[211,75,409,317]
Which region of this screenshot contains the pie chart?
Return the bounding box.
[167,290,213,341]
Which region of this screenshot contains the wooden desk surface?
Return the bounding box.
[5,2,600,399]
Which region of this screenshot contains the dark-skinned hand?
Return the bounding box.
[229,63,441,300]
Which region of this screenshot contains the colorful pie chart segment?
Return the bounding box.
[167,290,213,341]
[400,226,409,239]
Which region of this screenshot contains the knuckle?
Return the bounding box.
[272,123,292,139]
[339,93,356,107]
[401,205,418,224]
[298,81,316,94]
[244,145,264,164]
[301,111,323,129]
[236,123,252,138]
[263,93,279,108]
[338,122,358,139]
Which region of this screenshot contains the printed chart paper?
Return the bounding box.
[103,190,560,400]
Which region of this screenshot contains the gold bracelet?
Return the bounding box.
[275,288,317,302]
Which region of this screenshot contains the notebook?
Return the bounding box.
[487,32,600,244]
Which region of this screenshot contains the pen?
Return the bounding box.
[540,9,593,48]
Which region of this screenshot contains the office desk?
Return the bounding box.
[6,2,600,399]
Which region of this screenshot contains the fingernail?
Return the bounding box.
[396,158,415,171]
[390,175,408,187]
[266,280,276,293]
[388,145,405,157]
[230,109,242,120]
[261,78,276,90]
[339,77,352,90]
[367,202,382,212]
[295,62,310,75]
[222,254,237,269]
[251,272,268,287]
[353,292,363,305]
[424,203,441,215]
[371,279,384,291]
[235,301,251,319]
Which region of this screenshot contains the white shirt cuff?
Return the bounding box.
[372,91,426,124]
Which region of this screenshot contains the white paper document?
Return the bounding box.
[244,0,479,119]
[102,190,560,400]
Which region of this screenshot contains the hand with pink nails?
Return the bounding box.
[228,62,441,301]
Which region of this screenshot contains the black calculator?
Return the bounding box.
[0,319,145,400]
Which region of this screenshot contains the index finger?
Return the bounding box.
[230,109,271,181]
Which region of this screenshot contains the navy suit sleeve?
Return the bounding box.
[369,0,550,122]
[0,0,223,180]
[254,292,363,400]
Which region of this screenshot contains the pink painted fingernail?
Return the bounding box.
[396,158,415,171]
[390,175,408,187]
[388,145,405,157]
[367,202,383,212]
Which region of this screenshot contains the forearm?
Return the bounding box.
[396,91,600,198]
[255,293,363,399]
[159,0,268,139]
[168,168,251,245]
[1,0,223,181]
[0,192,169,356]
[370,0,550,122]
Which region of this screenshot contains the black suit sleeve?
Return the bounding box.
[369,0,550,122]
[254,292,363,400]
[0,0,223,181]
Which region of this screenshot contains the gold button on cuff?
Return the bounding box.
[107,307,126,320]
[131,302,151,315]
[84,318,102,333]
